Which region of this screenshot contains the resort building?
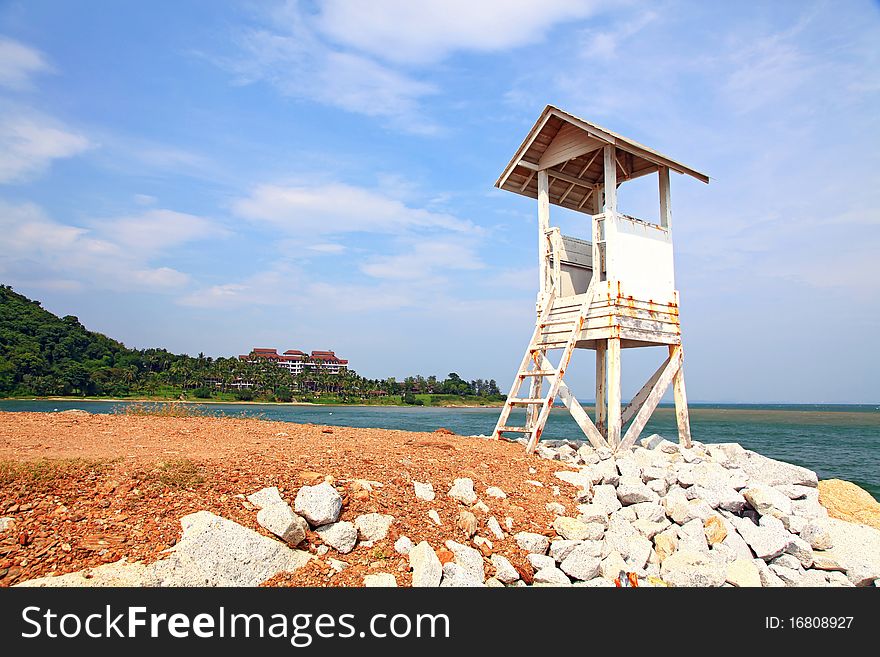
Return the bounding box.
[239,348,349,375]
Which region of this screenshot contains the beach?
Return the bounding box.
[2,410,879,588]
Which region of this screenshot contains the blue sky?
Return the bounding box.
[0,1,878,403]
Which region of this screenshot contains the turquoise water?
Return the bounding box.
[1,400,878,500]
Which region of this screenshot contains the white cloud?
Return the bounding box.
[216,1,597,132]
[0,200,225,294]
[0,37,51,90]
[361,239,484,280]
[232,182,477,236]
[308,243,346,254]
[91,209,229,254]
[315,0,597,65]
[0,114,90,184]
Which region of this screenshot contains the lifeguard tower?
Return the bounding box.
[492,105,709,454]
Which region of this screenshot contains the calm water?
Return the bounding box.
[2,400,878,500]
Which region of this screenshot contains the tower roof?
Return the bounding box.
[496,105,709,214]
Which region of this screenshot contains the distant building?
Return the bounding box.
[239,348,349,375]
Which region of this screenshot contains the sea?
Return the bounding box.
[1,400,877,501]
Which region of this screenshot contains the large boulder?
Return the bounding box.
[294,482,343,527]
[490,555,520,584]
[818,479,880,531]
[726,449,818,488]
[822,518,880,586]
[743,484,793,521]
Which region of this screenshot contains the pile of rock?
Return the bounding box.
[513,435,879,587]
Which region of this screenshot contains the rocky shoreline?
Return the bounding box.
[9,421,880,588]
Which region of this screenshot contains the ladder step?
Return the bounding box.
[497,426,530,433]
[507,397,546,405]
[533,341,568,348]
[519,370,556,377]
[540,319,577,327]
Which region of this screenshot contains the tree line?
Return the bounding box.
[0,285,503,403]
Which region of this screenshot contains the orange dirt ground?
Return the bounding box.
[0,411,577,587]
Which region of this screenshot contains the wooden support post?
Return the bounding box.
[595,341,607,437]
[537,170,550,296]
[659,165,672,230]
[669,344,692,447]
[603,145,617,283]
[603,145,617,214]
[606,336,622,448]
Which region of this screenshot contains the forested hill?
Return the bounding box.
[0,284,157,396]
[0,285,503,404]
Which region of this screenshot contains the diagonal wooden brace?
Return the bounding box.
[617,346,683,451]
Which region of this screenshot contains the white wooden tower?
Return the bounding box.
[492,105,709,453]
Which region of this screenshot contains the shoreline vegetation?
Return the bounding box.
[2,395,506,408]
[0,285,504,407]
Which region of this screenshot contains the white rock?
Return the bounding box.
[514,532,550,554]
[490,554,520,584]
[725,558,761,587]
[743,484,793,521]
[560,545,601,581]
[247,486,284,510]
[413,481,436,501]
[473,500,490,513]
[355,513,394,542]
[256,502,308,546]
[660,550,726,587]
[678,518,710,553]
[822,517,880,586]
[409,541,442,587]
[486,516,505,540]
[755,559,786,587]
[771,554,802,571]
[485,577,504,588]
[363,573,397,587]
[328,559,348,573]
[734,516,789,560]
[448,478,477,505]
[769,564,802,586]
[528,553,556,571]
[728,449,818,488]
[440,562,486,587]
[533,566,572,586]
[546,502,567,515]
[784,535,814,568]
[485,486,507,499]
[0,517,14,533]
[577,444,599,465]
[592,484,622,514]
[617,477,658,505]
[553,516,602,541]
[599,550,627,580]
[800,520,833,550]
[315,521,357,554]
[394,536,414,555]
[428,509,442,526]
[549,539,582,563]
[294,482,343,527]
[444,540,485,582]
[576,504,609,525]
